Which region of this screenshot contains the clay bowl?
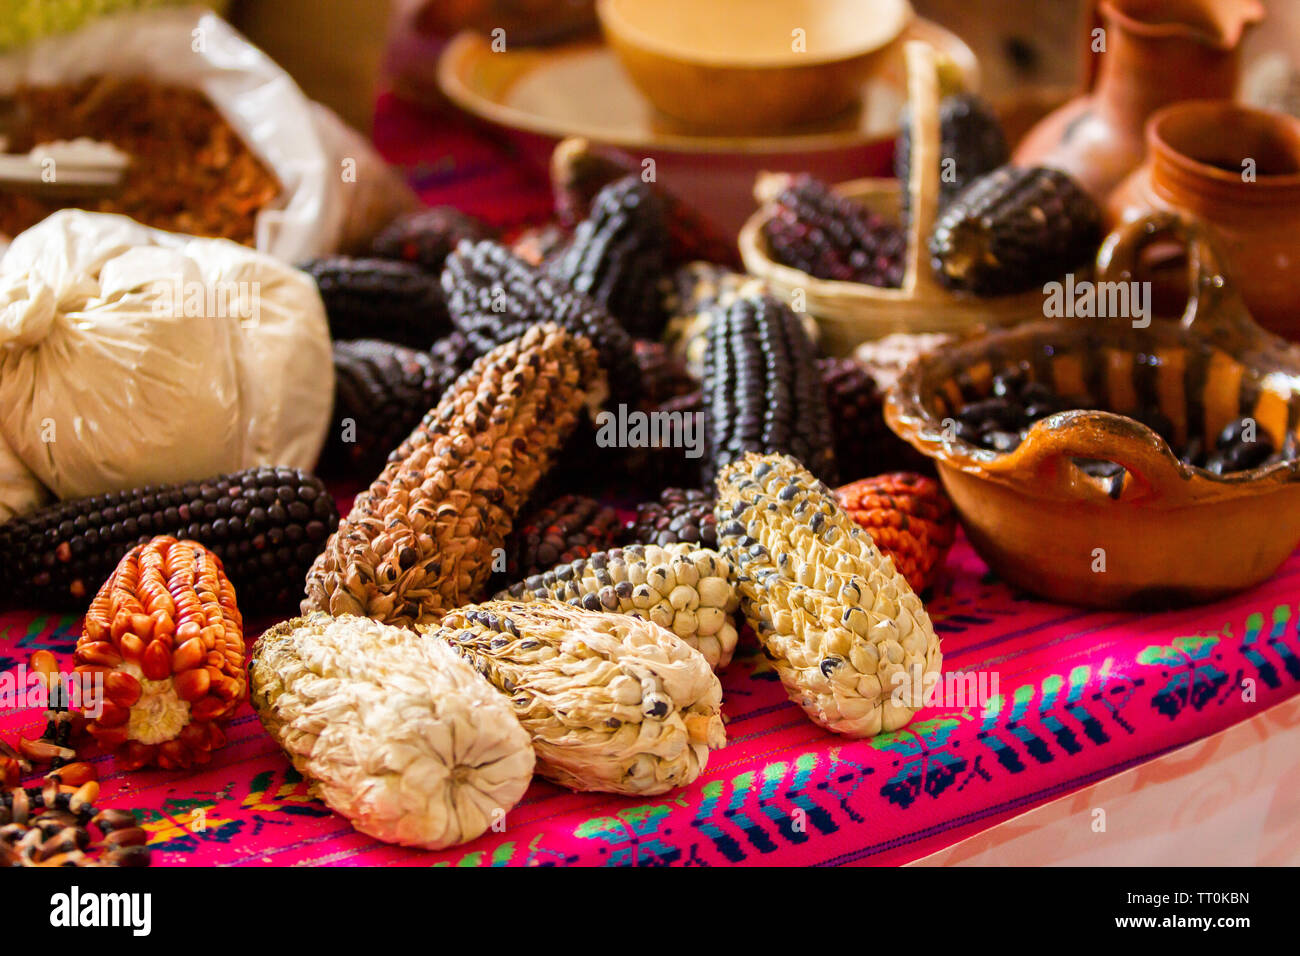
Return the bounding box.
[885,211,1300,609]
[597,0,913,133]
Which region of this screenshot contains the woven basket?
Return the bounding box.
[739,42,1047,356]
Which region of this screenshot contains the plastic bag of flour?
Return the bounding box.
[0,209,333,501]
[0,7,414,261]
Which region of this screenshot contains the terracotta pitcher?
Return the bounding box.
[1014,0,1263,200]
[1108,100,1300,340]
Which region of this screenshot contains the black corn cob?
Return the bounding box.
[300,256,452,348]
[928,164,1103,296]
[763,175,905,287]
[702,296,837,484]
[551,137,741,268]
[370,206,496,272]
[626,487,718,549]
[896,92,1009,223]
[510,222,570,267]
[546,176,671,338]
[0,467,338,612]
[633,340,698,406]
[322,336,472,476]
[819,356,907,484]
[441,239,643,403]
[503,494,622,580]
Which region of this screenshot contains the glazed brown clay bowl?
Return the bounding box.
[884,212,1300,608]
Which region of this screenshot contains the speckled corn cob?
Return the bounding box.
[703,295,836,484]
[496,543,740,669]
[422,600,726,795]
[250,613,534,850]
[75,536,245,770]
[715,453,942,737]
[302,324,605,627]
[441,239,643,403]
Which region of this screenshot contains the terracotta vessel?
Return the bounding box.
[1108,100,1300,341]
[885,212,1300,609]
[1014,0,1263,200]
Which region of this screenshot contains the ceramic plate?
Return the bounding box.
[436,21,977,231]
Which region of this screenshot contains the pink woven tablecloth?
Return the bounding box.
[2,93,1298,866]
[4,516,1298,866]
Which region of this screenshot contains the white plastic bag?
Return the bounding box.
[0,6,362,262]
[0,210,334,501]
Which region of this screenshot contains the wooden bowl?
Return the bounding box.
[597,0,913,132]
[884,211,1300,609]
[739,42,1046,355]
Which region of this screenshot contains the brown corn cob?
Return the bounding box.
[302,323,606,627]
[75,536,245,771]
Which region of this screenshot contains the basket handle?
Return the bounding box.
[996,408,1190,502]
[900,40,948,301]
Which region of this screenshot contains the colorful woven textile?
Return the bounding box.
[2,95,1298,866]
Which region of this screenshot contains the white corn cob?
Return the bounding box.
[715,452,942,737]
[250,613,535,849]
[494,543,740,669]
[422,600,725,795]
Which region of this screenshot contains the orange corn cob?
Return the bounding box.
[835,474,956,594]
[74,536,245,771]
